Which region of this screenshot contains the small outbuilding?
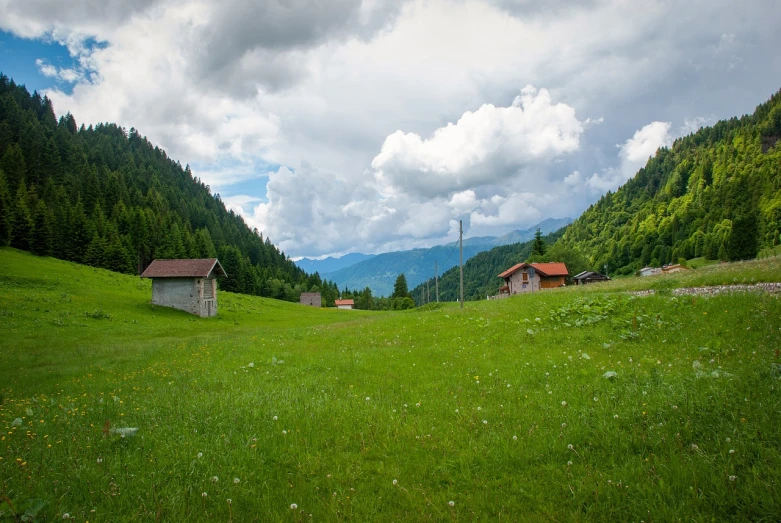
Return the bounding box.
[335,299,355,310]
[662,264,690,274]
[300,292,322,307]
[141,258,226,317]
[573,271,611,285]
[639,267,662,277]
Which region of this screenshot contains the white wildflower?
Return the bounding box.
[234,477,240,484]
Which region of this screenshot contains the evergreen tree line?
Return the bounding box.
[331,273,415,311]
[0,73,338,303]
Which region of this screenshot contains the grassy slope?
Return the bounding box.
[1,247,780,521]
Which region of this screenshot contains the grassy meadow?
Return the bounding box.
[1,247,781,521]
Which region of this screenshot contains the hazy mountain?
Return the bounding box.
[491,217,574,246]
[294,253,375,274]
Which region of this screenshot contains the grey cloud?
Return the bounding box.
[193,0,409,94]
[0,0,162,36]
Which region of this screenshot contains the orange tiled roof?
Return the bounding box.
[498,262,569,278]
[530,262,569,277]
[335,299,354,306]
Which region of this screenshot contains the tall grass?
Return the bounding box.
[1,248,780,521]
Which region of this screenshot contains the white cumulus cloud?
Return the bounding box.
[372,86,584,198]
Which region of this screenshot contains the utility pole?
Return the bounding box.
[435,261,439,303]
[426,277,430,304]
[604,263,609,278]
[459,219,464,309]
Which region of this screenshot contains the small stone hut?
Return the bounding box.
[141,258,226,317]
[300,292,322,307]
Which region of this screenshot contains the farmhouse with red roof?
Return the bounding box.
[498,262,569,296]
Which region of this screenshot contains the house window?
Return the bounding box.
[522,272,528,282]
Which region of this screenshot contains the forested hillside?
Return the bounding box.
[0,73,339,303]
[558,89,781,274]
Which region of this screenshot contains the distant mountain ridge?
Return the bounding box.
[294,253,375,274]
[321,217,573,296]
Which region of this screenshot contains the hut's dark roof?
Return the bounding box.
[141,259,226,278]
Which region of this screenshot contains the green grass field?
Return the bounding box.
[1,248,780,521]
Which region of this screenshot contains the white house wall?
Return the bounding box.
[507,269,540,294]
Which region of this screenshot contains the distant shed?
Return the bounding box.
[573,271,611,285]
[141,258,226,317]
[335,299,354,310]
[300,292,322,307]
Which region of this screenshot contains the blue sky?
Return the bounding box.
[0,1,779,258]
[0,30,76,93]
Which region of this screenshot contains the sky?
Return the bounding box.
[1,0,779,259]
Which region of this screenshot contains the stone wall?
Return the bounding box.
[152,278,201,315]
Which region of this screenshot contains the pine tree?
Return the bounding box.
[726,212,759,261]
[531,228,546,257]
[0,169,11,246]
[0,143,27,192]
[30,199,52,256]
[10,180,33,250]
[392,273,410,299]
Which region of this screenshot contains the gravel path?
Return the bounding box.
[630,282,781,297]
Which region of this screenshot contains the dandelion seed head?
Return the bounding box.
[282,430,287,435]
[482,420,488,424]
[561,401,567,407]
[211,476,219,482]
[513,435,518,441]
[197,452,203,458]
[202,492,208,498]
[561,423,567,428]
[365,397,370,401]
[729,449,735,454]
[227,499,232,505]
[273,416,278,421]
[567,461,573,466]
[62,514,70,520]
[728,475,737,482]
[448,500,455,507]
[567,444,574,450]
[290,503,298,510]
[234,477,240,484]
[392,479,398,485]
